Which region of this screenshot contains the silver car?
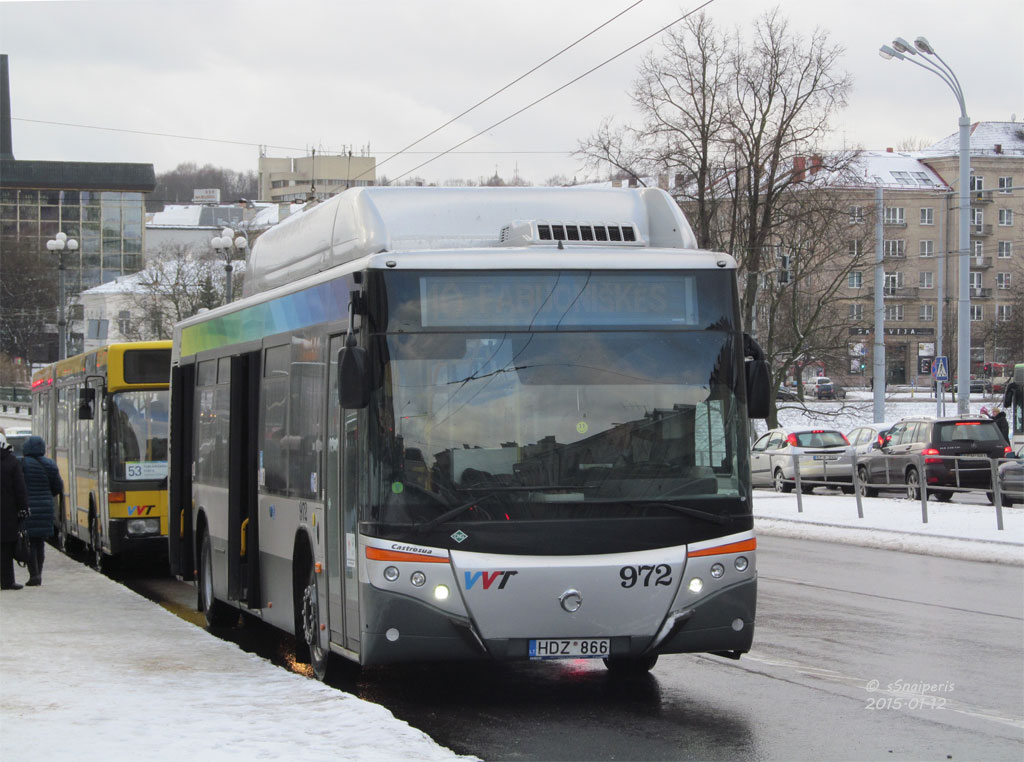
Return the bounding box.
[751,427,853,494]
[845,422,900,497]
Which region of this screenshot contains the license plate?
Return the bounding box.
[529,638,610,659]
[812,455,839,461]
[959,453,988,459]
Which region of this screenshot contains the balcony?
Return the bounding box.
[871,287,920,299]
[969,256,993,269]
[883,220,907,228]
[971,190,994,204]
[971,287,993,299]
[970,223,993,236]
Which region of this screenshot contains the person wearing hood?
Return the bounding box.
[989,406,1010,444]
[0,432,30,590]
[19,435,63,586]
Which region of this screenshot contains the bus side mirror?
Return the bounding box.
[744,334,771,419]
[337,336,370,409]
[78,388,96,420]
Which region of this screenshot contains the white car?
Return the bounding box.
[845,422,900,497]
[751,427,853,493]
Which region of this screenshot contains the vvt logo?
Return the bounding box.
[129,505,156,516]
[464,570,518,590]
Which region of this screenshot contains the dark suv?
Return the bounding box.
[863,416,1012,501]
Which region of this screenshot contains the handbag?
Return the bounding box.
[13,525,30,566]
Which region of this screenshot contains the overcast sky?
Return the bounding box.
[2,0,1022,186]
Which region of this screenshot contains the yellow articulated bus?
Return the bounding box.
[32,341,172,569]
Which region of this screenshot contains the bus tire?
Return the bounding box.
[89,512,103,571]
[300,559,333,682]
[199,530,236,629]
[603,654,658,674]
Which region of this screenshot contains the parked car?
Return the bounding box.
[997,443,1024,507]
[750,427,853,494]
[952,376,992,394]
[845,422,900,497]
[862,416,1013,502]
[776,386,799,401]
[808,377,847,400]
[4,426,31,457]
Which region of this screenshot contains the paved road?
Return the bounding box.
[122,537,1023,761]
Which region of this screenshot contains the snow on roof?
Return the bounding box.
[833,150,950,191]
[918,121,1024,157]
[147,204,205,226]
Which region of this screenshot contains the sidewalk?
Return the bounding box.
[0,550,474,762]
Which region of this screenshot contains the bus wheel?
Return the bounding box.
[199,531,236,629]
[603,654,658,674]
[301,561,332,681]
[89,515,103,571]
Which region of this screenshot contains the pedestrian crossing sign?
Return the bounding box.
[932,355,949,381]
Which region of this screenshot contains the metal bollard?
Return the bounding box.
[851,453,864,519]
[793,453,803,514]
[991,459,1004,531]
[918,454,928,524]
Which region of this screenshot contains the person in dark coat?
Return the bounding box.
[989,406,1010,444]
[0,432,30,590]
[19,435,64,586]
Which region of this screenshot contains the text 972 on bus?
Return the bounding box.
[169,186,771,680]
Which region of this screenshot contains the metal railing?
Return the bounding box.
[770,451,1012,530]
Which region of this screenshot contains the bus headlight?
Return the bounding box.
[126,518,160,535]
[383,566,400,582]
[710,563,725,579]
[410,571,426,587]
[688,577,704,594]
[734,556,749,572]
[434,584,450,601]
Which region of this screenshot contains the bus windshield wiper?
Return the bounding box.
[414,492,503,533]
[624,499,748,526]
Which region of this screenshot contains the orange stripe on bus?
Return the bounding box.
[687,538,756,558]
[365,547,450,564]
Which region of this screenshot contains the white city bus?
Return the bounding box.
[168,186,770,679]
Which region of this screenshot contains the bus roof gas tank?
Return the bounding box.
[243,186,698,296]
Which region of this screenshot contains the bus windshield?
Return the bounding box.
[109,390,170,481]
[365,329,750,547]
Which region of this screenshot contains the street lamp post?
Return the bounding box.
[879,36,971,415]
[210,227,248,304]
[46,232,79,360]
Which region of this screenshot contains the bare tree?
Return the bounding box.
[152,163,259,210]
[0,236,59,364]
[120,244,234,340]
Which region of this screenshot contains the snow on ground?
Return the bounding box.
[0,552,476,762]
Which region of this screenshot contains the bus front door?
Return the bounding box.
[327,336,361,654]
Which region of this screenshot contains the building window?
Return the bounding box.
[884,207,905,225]
[997,272,1011,289]
[849,303,863,321]
[848,271,863,288]
[848,239,862,257]
[970,175,984,192]
[919,271,934,289]
[885,304,904,321]
[912,171,935,187]
[884,239,905,258]
[920,240,934,257]
[973,240,984,256]
[117,310,131,335]
[998,209,1013,226]
[919,304,934,321]
[884,271,903,294]
[971,207,984,226]
[85,319,108,340]
[969,272,983,290]
[848,205,864,224]
[970,305,983,322]
[920,207,934,225]
[997,305,1013,322]
[998,241,1012,258]
[998,176,1013,194]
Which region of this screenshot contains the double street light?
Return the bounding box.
[879,36,971,415]
[211,227,248,304]
[46,231,78,360]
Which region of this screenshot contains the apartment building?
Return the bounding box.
[258,151,376,203]
[835,124,1023,386]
